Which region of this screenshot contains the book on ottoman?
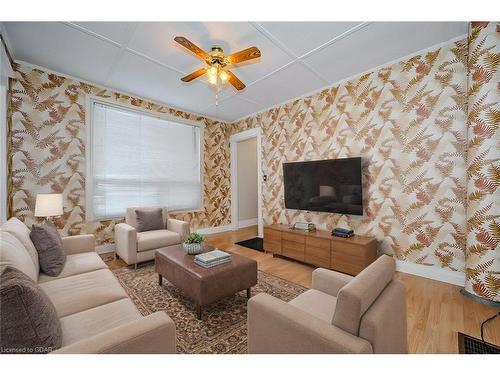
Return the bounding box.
[194,258,231,268]
[194,249,232,268]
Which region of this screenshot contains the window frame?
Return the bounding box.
[85,96,205,222]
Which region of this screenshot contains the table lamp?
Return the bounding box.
[34,193,63,221]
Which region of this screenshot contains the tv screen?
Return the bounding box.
[283,157,363,215]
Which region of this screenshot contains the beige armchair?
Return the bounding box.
[115,207,190,269]
[247,255,407,354]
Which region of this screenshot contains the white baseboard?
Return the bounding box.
[238,218,258,228]
[96,243,115,255]
[196,224,233,235]
[396,260,465,286]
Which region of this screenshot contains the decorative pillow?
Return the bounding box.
[1,218,40,272]
[135,208,164,232]
[0,231,39,282]
[0,266,62,353]
[30,222,66,276]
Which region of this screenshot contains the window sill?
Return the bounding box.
[88,207,205,222]
[169,208,205,215]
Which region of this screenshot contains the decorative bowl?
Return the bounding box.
[183,242,204,255]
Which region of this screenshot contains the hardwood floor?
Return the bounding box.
[104,225,500,354]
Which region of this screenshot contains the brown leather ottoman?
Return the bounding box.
[155,244,257,319]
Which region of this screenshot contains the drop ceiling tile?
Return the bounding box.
[127,22,292,85]
[258,22,363,57]
[127,22,207,73]
[71,22,138,45]
[240,62,327,109]
[304,22,468,85]
[203,96,263,122]
[4,22,122,83]
[106,50,233,116]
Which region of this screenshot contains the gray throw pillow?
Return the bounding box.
[135,208,164,232]
[0,266,62,354]
[30,222,66,276]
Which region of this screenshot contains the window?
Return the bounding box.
[88,100,203,220]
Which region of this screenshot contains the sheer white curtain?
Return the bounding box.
[89,102,202,220]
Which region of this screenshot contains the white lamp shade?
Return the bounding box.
[34,194,63,217]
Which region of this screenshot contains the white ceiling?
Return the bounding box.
[3,22,467,122]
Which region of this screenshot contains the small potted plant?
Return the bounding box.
[183,232,205,255]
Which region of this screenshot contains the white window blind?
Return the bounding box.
[89,101,202,220]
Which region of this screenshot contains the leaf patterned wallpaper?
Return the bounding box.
[7,22,499,301]
[231,23,499,302]
[464,22,500,302]
[8,64,232,245]
[233,39,469,273]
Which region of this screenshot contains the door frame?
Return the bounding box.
[229,128,263,238]
[0,37,15,224]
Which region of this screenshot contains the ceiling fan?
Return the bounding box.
[174,36,261,91]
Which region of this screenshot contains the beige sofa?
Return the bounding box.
[115,207,190,269]
[247,255,407,354]
[0,218,176,354]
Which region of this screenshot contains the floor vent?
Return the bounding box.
[458,332,500,354]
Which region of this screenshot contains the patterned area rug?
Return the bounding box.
[112,262,306,353]
[100,253,116,262]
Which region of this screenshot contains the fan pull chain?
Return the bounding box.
[215,79,221,106]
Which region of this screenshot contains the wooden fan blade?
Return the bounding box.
[227,71,246,90]
[181,67,207,82]
[174,36,209,61]
[228,46,261,64]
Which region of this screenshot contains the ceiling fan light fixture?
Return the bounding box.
[175,36,260,92]
[219,70,229,83]
[207,66,219,86]
[208,66,218,77]
[207,73,218,85]
[206,66,230,86]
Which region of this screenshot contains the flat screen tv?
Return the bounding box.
[283,157,363,215]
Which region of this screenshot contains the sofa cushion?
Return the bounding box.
[289,289,337,323]
[137,230,181,252]
[0,266,62,353]
[38,252,107,283]
[59,299,141,346]
[135,208,164,232]
[333,255,395,335]
[39,269,128,318]
[125,207,168,230]
[0,231,39,282]
[30,222,66,276]
[1,218,40,273]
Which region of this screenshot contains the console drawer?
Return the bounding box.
[331,239,376,259]
[282,232,305,244]
[264,228,282,254]
[282,239,305,261]
[264,239,282,254]
[331,251,375,275]
[305,237,330,268]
